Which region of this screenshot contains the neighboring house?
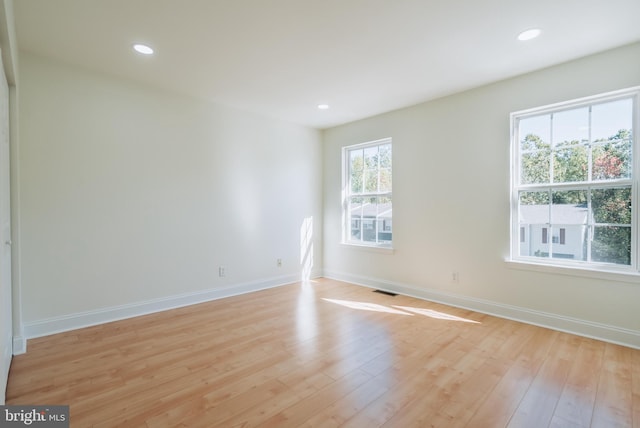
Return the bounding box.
[519,204,589,260]
[350,202,392,243]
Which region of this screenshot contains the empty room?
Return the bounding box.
[1,0,640,426]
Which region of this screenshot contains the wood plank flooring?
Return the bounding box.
[6,278,640,427]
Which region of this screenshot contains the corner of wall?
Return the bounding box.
[12,335,24,355]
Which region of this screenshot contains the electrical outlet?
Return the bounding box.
[219,266,226,277]
[277,258,282,267]
[452,271,459,283]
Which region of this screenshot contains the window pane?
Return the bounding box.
[592,226,631,265]
[592,99,632,141]
[553,144,588,183]
[379,144,392,168]
[521,150,550,184]
[519,191,550,226]
[364,146,378,169]
[551,190,588,261]
[519,115,550,151]
[553,107,588,146]
[591,187,631,224]
[592,139,631,181]
[349,197,363,241]
[350,149,363,171]
[351,170,363,193]
[350,149,364,193]
[380,167,392,192]
[362,219,376,242]
[360,196,377,242]
[364,169,378,192]
[377,197,392,243]
[592,98,633,181]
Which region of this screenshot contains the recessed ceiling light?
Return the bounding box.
[318,104,330,110]
[133,43,154,55]
[517,28,541,41]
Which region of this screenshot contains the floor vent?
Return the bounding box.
[373,289,397,297]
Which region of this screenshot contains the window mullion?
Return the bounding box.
[587,187,592,262]
[633,93,640,270]
[550,113,555,185]
[548,188,553,259]
[587,105,593,183]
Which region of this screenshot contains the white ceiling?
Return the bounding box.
[14,0,640,129]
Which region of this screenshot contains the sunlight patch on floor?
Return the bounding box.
[393,306,481,323]
[322,298,413,315]
[320,297,481,324]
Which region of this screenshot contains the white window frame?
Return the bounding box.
[342,137,392,249]
[510,87,640,274]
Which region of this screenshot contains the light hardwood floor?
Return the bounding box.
[7,278,640,427]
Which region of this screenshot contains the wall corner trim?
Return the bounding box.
[12,335,25,355]
[322,270,640,350]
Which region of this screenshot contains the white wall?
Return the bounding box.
[19,53,322,332]
[323,42,640,348]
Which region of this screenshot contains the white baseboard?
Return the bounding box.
[23,269,638,351]
[323,270,640,350]
[24,273,305,340]
[12,336,26,355]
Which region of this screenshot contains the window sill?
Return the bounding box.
[341,242,394,254]
[505,258,640,284]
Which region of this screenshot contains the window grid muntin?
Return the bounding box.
[344,138,392,247]
[519,107,633,187]
[512,88,638,270]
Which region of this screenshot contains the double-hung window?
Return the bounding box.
[511,87,639,271]
[343,138,392,248]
